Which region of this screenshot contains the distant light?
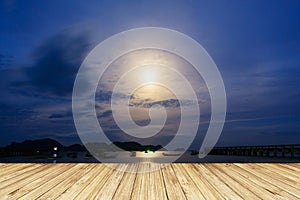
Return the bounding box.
[142,67,156,83]
[53,147,58,151]
[145,149,151,153]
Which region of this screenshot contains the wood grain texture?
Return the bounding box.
[0,163,299,199]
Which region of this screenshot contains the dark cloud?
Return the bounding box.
[19,32,91,97]
[95,90,112,102]
[98,110,112,118]
[149,99,178,108]
[48,113,64,119]
[95,90,129,102]
[0,103,36,123]
[0,54,13,69]
[130,98,179,108]
[128,98,198,109]
[49,109,73,119]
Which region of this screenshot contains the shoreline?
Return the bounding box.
[1,152,299,163]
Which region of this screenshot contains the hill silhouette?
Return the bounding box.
[6,138,64,151]
[0,138,165,157]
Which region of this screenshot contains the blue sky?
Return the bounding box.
[0,0,299,148]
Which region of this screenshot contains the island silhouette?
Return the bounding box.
[0,138,299,163]
[0,138,166,159]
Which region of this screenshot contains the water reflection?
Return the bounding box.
[97,151,185,163]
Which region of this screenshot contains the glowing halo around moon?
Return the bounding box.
[72,27,227,172]
[111,64,199,140]
[141,66,156,83]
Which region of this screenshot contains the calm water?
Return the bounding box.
[0,151,299,163]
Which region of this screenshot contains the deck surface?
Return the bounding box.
[0,163,299,199]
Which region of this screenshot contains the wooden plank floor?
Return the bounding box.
[0,163,299,199]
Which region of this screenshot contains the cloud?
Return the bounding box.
[98,110,112,118]
[96,89,131,100]
[48,113,64,119]
[0,54,13,70]
[128,97,200,109]
[0,102,36,124]
[15,32,91,97]
[95,90,112,102]
[129,98,179,108]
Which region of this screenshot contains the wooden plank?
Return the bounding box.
[37,164,94,199]
[237,164,300,199]
[6,164,72,199]
[73,164,115,200]
[182,164,223,200]
[148,163,168,200]
[172,164,205,200]
[258,164,300,184]
[56,164,104,199]
[234,164,298,199]
[214,163,281,199]
[193,164,243,200]
[95,164,127,199]
[17,164,83,200]
[131,162,150,200]
[0,163,27,175]
[290,163,300,168]
[0,164,53,196]
[205,164,260,199]
[112,163,138,200]
[266,164,300,182]
[161,163,187,200]
[0,164,42,183]
[278,164,300,173]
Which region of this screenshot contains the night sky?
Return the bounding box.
[0,0,299,148]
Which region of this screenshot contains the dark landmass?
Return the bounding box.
[113,141,164,152]
[0,138,299,163]
[0,138,166,158]
[0,138,86,156]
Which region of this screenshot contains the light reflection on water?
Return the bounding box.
[1,151,299,163]
[99,151,184,163]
